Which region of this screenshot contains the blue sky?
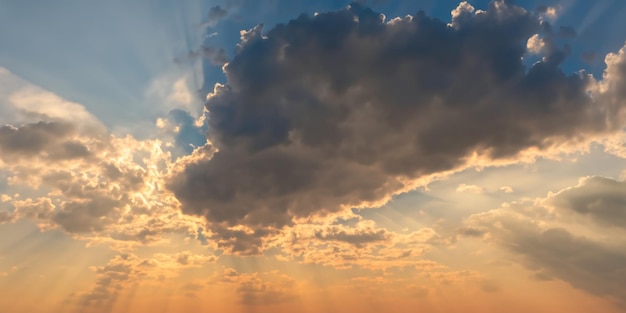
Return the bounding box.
[2,0,624,130]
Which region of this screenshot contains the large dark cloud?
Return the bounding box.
[168,1,626,240]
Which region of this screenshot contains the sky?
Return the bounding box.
[1,0,626,312]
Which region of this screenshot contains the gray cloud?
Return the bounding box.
[551,176,626,229]
[211,225,277,255]
[78,254,141,310]
[215,269,296,306]
[0,121,90,162]
[208,5,229,26]
[169,1,626,250]
[464,178,626,306]
[509,227,626,300]
[0,119,203,246]
[314,225,389,247]
[0,211,12,223]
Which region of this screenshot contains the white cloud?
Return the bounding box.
[456,184,484,194]
[526,34,545,54]
[500,186,514,193]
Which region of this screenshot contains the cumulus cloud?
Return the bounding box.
[78,252,216,310]
[0,81,206,249]
[464,177,626,306]
[168,0,626,253]
[78,254,142,309]
[212,268,297,306]
[0,125,204,246]
[313,223,389,247]
[272,219,448,270]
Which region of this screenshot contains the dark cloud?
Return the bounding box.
[0,121,91,161]
[465,186,626,306]
[211,225,277,255]
[314,225,389,247]
[511,228,626,303]
[208,5,229,26]
[169,1,626,251]
[456,227,487,238]
[551,176,626,229]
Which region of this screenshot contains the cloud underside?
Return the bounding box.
[464,176,626,305]
[169,1,626,236]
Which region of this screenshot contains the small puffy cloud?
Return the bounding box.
[456,184,484,194]
[500,186,514,193]
[536,5,558,22]
[526,33,545,54]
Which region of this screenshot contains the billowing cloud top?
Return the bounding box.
[168,1,626,236]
